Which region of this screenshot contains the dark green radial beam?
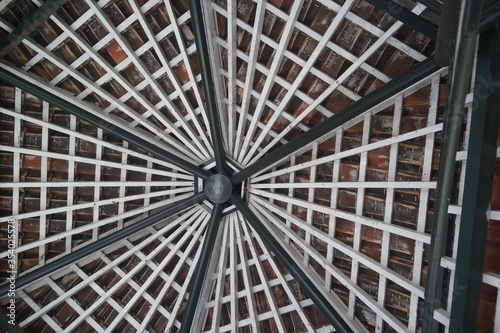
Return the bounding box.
[0,67,211,180]
[231,58,440,184]
[189,0,228,175]
[180,203,223,333]
[0,192,207,297]
[364,0,438,40]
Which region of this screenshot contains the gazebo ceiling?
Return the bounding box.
[0,0,499,332]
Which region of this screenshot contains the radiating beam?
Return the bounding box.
[0,192,206,296]
[416,0,442,14]
[423,0,484,331]
[0,67,211,180]
[180,203,223,333]
[364,0,437,40]
[189,0,227,174]
[448,28,500,333]
[231,194,355,333]
[231,58,441,184]
[0,0,69,58]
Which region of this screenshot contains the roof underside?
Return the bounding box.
[0,0,499,332]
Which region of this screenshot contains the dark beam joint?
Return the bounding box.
[0,67,211,180]
[231,58,440,184]
[188,0,228,175]
[0,0,69,59]
[364,0,438,40]
[423,0,484,331]
[180,203,223,333]
[231,194,355,333]
[0,192,206,297]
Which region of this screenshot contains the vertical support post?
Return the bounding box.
[423,0,484,331]
[231,58,440,184]
[448,27,500,333]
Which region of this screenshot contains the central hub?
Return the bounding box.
[204,174,233,204]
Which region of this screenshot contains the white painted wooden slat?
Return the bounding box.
[0,190,193,255]
[162,0,214,153]
[208,217,230,332]
[252,199,409,332]
[237,0,305,163]
[200,0,228,151]
[38,101,49,266]
[348,113,371,317]
[246,4,427,165]
[93,128,104,241]
[252,123,443,183]
[490,211,500,221]
[233,0,270,159]
[286,155,297,245]
[64,210,208,332]
[251,181,438,189]
[242,0,356,165]
[226,0,237,155]
[0,107,194,176]
[229,216,238,332]
[0,145,185,179]
[250,189,430,244]
[5,181,192,188]
[325,130,343,291]
[409,75,441,332]
[304,143,319,266]
[233,215,261,333]
[20,207,202,327]
[376,96,402,332]
[86,0,211,161]
[135,212,210,331]
[12,88,21,273]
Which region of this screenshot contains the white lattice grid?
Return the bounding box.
[245,67,464,333]
[8,206,210,332]
[205,0,431,165]
[0,87,194,273]
[0,0,214,164]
